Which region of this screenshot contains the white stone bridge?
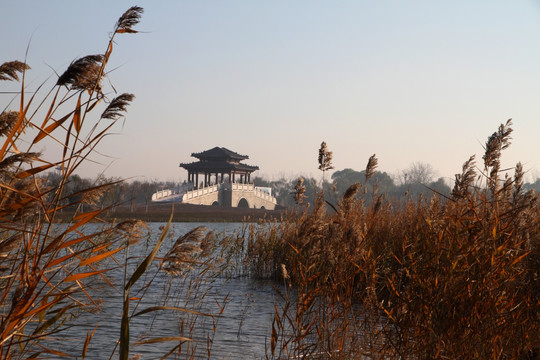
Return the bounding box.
[154,146,277,209]
[152,183,277,210]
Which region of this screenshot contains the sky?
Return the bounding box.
[2,1,540,184]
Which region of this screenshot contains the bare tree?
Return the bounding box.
[397,162,436,185]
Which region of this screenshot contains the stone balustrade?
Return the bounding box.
[151,189,172,201]
[151,181,277,208]
[182,184,219,200]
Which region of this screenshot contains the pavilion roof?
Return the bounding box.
[179,160,259,173]
[191,147,249,161]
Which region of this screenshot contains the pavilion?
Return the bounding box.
[179,147,259,189]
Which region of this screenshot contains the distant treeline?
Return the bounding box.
[257,169,540,209]
[45,164,540,210]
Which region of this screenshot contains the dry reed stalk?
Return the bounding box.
[0,6,148,359]
[247,122,539,359]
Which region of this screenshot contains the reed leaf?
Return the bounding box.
[64,269,109,282]
[73,93,82,133]
[32,112,72,144]
[81,325,98,360]
[125,214,171,291]
[15,163,54,179]
[120,211,172,360]
[78,247,125,267]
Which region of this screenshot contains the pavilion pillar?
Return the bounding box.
[195,173,199,189]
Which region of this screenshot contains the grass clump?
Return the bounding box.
[0,7,229,359]
[247,121,539,359]
[0,7,144,358]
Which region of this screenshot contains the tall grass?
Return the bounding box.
[0,7,231,359]
[247,120,539,359]
[0,7,147,358]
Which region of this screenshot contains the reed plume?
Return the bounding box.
[199,230,216,258]
[451,155,476,199]
[56,54,105,92]
[365,154,378,181]
[115,6,144,34]
[0,61,29,81]
[342,182,361,201]
[0,7,152,359]
[101,93,135,120]
[293,177,306,205]
[483,119,513,193]
[0,111,19,137]
[318,141,334,173]
[162,226,207,275]
[247,120,539,359]
[0,152,39,173]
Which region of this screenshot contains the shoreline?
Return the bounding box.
[55,203,287,223]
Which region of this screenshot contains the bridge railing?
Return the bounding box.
[254,187,277,204]
[182,184,219,200]
[152,189,172,201]
[222,183,255,191]
[152,183,195,201]
[153,182,277,204]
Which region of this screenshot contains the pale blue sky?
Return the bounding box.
[2,1,540,183]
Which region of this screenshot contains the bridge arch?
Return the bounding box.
[237,198,249,208]
[212,201,220,206]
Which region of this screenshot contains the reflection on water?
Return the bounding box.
[50,222,276,360]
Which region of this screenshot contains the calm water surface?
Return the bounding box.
[52,222,278,360]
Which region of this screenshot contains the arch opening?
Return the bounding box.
[237,198,249,208]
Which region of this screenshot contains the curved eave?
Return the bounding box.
[180,161,259,173]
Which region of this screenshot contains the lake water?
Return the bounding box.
[51,222,279,360]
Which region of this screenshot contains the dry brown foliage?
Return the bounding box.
[248,121,539,359]
[0,7,145,359]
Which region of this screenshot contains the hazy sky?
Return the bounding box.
[2,1,540,183]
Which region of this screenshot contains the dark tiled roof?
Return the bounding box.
[191,147,249,161]
[180,161,259,173]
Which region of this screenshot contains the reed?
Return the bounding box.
[0,7,230,359]
[248,121,539,359]
[0,7,148,358]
